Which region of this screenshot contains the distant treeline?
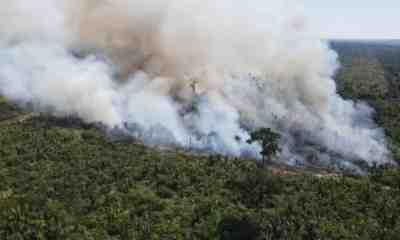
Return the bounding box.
[331,40,400,163]
[331,40,400,99]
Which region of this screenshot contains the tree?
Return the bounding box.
[247,128,280,167]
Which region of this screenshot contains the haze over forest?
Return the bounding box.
[0,1,400,239]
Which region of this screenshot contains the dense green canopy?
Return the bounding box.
[0,40,400,239]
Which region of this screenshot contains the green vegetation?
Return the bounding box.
[0,41,399,239]
[332,41,400,163]
[336,56,389,99]
[332,40,400,99]
[247,128,280,166]
[0,114,399,239]
[0,96,7,104]
[0,99,22,122]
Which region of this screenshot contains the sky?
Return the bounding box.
[302,0,400,39]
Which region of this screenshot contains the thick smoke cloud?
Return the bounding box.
[0,0,391,168]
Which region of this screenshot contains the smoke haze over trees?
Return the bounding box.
[1,1,400,238]
[0,0,393,170]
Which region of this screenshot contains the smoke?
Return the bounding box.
[0,0,391,168]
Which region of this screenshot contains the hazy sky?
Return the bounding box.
[303,0,400,39]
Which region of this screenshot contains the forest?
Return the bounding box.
[0,41,399,239]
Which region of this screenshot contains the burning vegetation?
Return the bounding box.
[1,0,400,239]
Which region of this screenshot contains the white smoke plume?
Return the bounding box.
[0,0,391,168]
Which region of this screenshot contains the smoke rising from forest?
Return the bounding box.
[0,0,391,168]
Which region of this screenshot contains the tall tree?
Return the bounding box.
[247,128,280,166]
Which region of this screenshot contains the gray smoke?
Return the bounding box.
[0,0,392,168]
